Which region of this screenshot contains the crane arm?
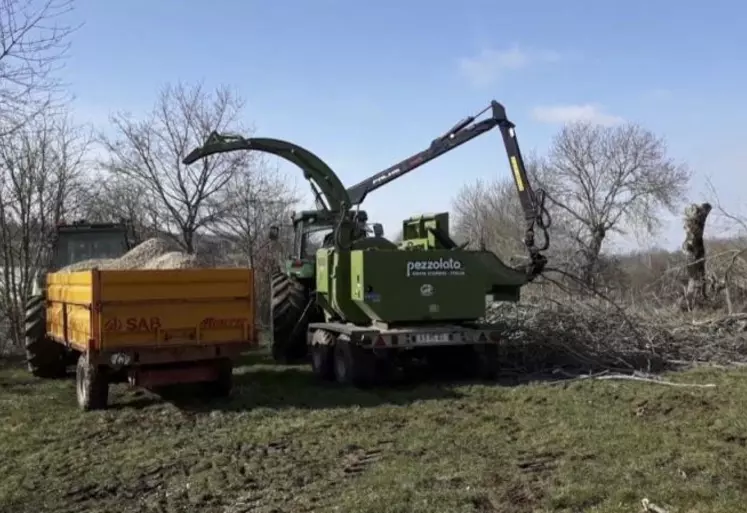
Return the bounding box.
[346,103,499,206]
[346,100,550,277]
[182,133,351,212]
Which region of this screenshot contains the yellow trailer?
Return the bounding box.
[41,268,257,410]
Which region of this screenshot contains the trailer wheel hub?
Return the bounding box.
[109,352,131,367]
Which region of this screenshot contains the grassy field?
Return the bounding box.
[1,351,747,513]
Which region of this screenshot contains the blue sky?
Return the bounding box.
[63,0,746,252]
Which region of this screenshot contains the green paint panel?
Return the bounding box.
[315,249,331,295]
[401,212,450,248]
[401,212,449,234]
[350,249,525,323]
[318,248,370,324]
[285,259,315,279]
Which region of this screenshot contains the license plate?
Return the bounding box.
[415,333,450,344]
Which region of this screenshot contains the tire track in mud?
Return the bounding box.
[223,438,396,513]
[485,449,565,513]
[58,438,298,513]
[46,407,403,513]
[61,461,188,512]
[339,441,392,477]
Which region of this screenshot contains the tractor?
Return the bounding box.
[183,100,551,380]
[269,207,388,362]
[269,209,360,362]
[24,220,131,377]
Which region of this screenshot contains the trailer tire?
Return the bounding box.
[310,330,335,381]
[205,358,233,398]
[24,294,66,378]
[271,272,308,364]
[76,353,109,411]
[333,339,375,388]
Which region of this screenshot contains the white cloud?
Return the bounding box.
[457,44,560,87]
[531,104,624,126]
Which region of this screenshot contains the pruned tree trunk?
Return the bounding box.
[681,202,712,310]
[581,224,606,289]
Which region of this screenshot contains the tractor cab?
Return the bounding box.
[291,210,340,259]
[270,209,382,280]
[292,209,374,254]
[30,220,131,297]
[49,220,131,271]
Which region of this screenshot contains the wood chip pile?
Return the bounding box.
[58,238,206,273]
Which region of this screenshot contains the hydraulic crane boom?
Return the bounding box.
[182,101,550,278]
[345,100,550,276]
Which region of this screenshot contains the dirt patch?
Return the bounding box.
[633,391,716,420]
[338,441,392,478]
[58,238,206,272]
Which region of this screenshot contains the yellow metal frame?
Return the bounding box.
[46,268,256,352]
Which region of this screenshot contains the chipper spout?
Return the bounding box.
[183,132,352,213]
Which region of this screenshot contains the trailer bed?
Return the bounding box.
[46,268,258,358]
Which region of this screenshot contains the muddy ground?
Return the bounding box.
[2,352,746,513]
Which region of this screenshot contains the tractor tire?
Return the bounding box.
[310,330,336,381]
[271,272,309,364]
[76,353,109,411]
[333,339,376,388]
[24,294,66,378]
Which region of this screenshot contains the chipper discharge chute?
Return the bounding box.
[182,100,551,384]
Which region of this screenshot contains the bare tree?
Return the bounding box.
[81,172,161,244]
[214,163,297,265]
[99,82,251,253]
[453,177,527,259]
[211,158,299,326]
[542,122,690,286]
[0,0,79,135]
[0,111,89,349]
[452,152,556,263]
[701,180,747,313]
